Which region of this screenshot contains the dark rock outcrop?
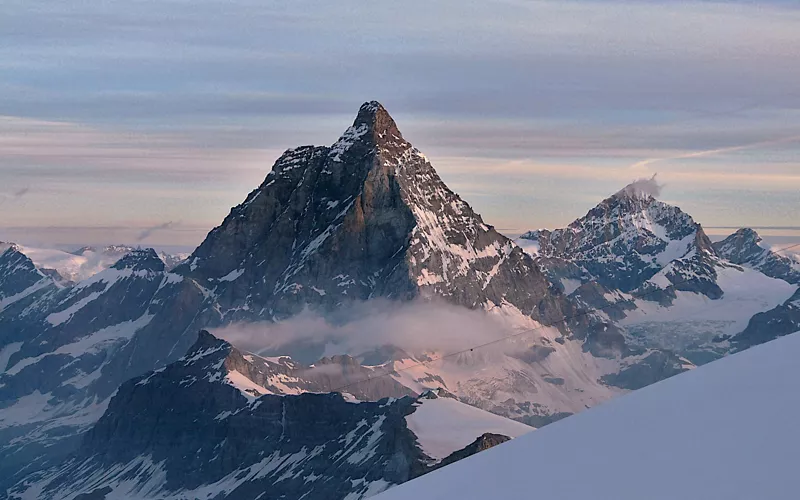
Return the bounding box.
[11,332,518,500]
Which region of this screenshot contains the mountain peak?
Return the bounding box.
[352,100,404,142]
[354,100,391,125]
[733,227,761,242]
[712,228,800,284]
[1,241,22,255]
[111,248,165,272]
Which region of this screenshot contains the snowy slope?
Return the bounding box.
[621,265,797,350]
[406,392,533,460]
[378,331,800,500]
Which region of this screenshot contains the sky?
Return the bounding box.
[1,0,799,251]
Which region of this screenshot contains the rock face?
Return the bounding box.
[520,185,722,300]
[12,332,524,500]
[713,228,800,284]
[0,245,58,312]
[178,101,568,327]
[0,249,210,489]
[729,289,800,351]
[517,186,798,364]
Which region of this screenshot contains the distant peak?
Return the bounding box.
[614,174,662,200]
[71,246,97,255]
[193,329,228,351]
[0,241,21,254]
[733,227,761,241]
[111,248,165,272]
[352,100,403,140]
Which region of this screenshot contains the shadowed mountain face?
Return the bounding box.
[177,101,570,328]
[0,246,58,313]
[12,332,527,500]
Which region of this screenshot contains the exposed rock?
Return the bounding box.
[714,228,800,284]
[11,332,523,500]
[730,289,800,351]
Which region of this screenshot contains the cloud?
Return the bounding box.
[0,185,31,207]
[630,135,800,170]
[136,221,177,242]
[617,174,662,198]
[2,0,800,243]
[211,299,541,364]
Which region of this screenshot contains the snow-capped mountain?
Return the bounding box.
[517,184,798,360]
[177,101,566,328]
[169,101,685,422]
[10,332,531,500]
[0,245,60,313]
[713,228,800,284]
[0,248,211,488]
[519,179,722,298]
[377,330,800,500]
[0,243,188,285]
[0,103,711,494]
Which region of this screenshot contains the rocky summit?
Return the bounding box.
[177,101,569,328]
[713,228,800,285]
[520,180,723,300]
[518,184,799,364]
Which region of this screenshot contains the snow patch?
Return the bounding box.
[406,397,532,461]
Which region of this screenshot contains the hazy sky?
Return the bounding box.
[1,0,799,250]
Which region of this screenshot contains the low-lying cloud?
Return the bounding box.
[211,299,532,364]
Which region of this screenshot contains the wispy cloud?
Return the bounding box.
[630,135,800,170]
[0,185,31,207]
[2,0,800,244]
[136,221,178,242]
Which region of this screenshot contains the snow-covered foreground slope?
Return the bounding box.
[378,330,800,500]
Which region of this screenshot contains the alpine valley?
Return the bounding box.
[1,103,797,499]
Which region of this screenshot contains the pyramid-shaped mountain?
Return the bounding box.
[520,180,722,299]
[178,101,567,325]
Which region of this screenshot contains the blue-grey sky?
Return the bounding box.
[1,0,799,250]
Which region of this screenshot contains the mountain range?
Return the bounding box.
[1,102,797,499]
[0,244,188,284]
[377,328,800,500]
